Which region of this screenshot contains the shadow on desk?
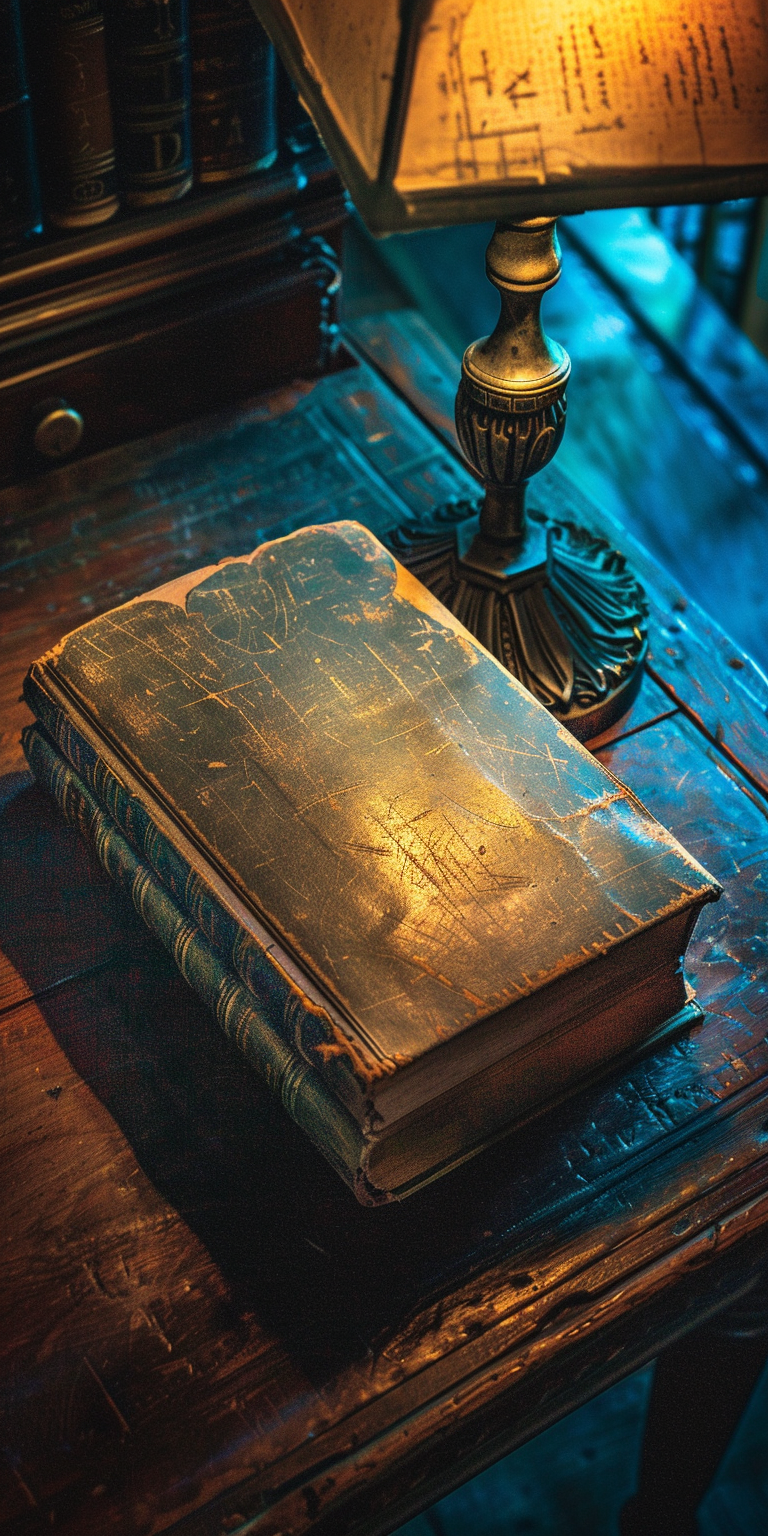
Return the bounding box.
[2,299,768,1533]
[1,767,765,1361]
[0,775,565,1374]
[2,762,767,1536]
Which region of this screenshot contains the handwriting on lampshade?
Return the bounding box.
[396,0,768,191]
[265,0,767,193]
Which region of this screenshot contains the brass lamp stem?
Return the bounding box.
[457,218,570,563]
[478,484,527,547]
[387,218,648,741]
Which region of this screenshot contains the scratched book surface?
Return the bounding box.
[35,522,720,1081]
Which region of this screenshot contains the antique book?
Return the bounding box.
[190,0,277,184]
[26,0,119,229]
[24,521,721,1204]
[105,0,193,207]
[0,0,42,252]
[23,724,365,1193]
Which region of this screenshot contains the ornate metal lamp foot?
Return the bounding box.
[386,218,648,742]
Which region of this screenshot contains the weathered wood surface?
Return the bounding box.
[564,209,768,476]
[349,214,768,684]
[0,141,345,487]
[1,325,768,1536]
[349,310,768,799]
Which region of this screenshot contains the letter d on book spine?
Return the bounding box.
[106,0,193,206]
[23,724,373,1201]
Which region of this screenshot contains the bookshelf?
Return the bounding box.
[0,4,347,489]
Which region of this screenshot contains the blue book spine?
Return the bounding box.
[23,665,364,1118]
[0,0,43,249]
[23,722,371,1198]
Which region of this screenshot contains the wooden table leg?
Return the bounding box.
[620,1262,768,1536]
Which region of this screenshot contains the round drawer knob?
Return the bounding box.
[33,402,84,460]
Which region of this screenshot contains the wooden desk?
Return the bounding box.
[2,320,768,1536]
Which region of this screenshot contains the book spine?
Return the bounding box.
[106,0,193,207]
[23,722,372,1200]
[275,52,316,159]
[32,1,120,228]
[0,0,43,250]
[189,0,277,185]
[23,666,365,1117]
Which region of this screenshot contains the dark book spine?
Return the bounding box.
[275,52,316,158]
[30,1,119,229]
[23,666,364,1118]
[23,722,367,1196]
[0,0,43,250]
[189,0,276,184]
[106,0,193,207]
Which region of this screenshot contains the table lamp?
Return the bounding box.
[249,1,768,738]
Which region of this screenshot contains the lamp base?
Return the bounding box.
[387,499,648,742]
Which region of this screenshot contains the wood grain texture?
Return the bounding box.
[0,359,467,777]
[0,228,345,488]
[1,321,768,1536]
[0,134,344,485]
[347,310,768,799]
[348,216,768,686]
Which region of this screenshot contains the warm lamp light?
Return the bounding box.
[251,0,768,736]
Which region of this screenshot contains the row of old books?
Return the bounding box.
[1,0,308,252]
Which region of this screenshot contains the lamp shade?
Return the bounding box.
[251,0,768,231]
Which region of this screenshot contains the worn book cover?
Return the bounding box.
[24,521,721,1202]
[190,0,277,184]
